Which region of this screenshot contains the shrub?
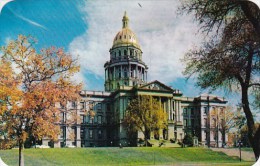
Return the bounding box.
[183,133,193,147]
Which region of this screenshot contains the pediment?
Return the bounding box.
[139,80,173,92]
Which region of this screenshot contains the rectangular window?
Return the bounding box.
[204,131,207,141]
[183,108,187,115]
[80,127,85,139]
[60,126,66,139]
[60,103,65,109]
[98,130,102,139]
[80,102,85,109]
[98,115,102,124]
[60,142,65,148]
[191,119,194,127]
[191,108,194,115]
[183,119,187,127]
[60,127,64,138]
[106,103,110,112]
[89,130,93,139]
[220,108,224,115]
[89,101,94,110]
[97,103,102,110]
[80,115,85,124]
[89,116,93,124]
[204,118,207,127]
[204,107,207,114]
[212,107,216,115]
[60,112,64,123]
[71,101,76,109]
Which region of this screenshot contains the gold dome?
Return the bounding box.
[112,12,141,49]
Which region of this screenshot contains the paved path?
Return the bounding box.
[211,148,255,161]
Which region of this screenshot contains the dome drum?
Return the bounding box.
[104,12,148,92]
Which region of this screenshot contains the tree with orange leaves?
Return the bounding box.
[0,35,82,166]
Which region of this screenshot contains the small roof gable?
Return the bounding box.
[138,80,174,92]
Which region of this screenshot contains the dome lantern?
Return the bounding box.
[122,11,129,28]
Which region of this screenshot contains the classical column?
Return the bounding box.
[120,65,122,79]
[76,125,81,147]
[168,98,171,120]
[135,65,138,79]
[146,71,148,82]
[113,66,116,80]
[129,64,131,78]
[159,97,161,109]
[170,99,173,120]
[159,129,163,140]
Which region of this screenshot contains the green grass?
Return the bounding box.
[241,148,253,152]
[0,147,255,166]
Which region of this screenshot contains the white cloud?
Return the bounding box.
[69,0,203,85]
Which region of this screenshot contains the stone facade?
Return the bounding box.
[43,12,227,148]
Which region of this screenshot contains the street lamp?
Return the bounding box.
[236,134,242,162]
[180,133,183,148]
[239,140,242,162]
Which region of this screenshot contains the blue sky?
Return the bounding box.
[0,0,258,118]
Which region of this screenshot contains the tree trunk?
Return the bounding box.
[221,130,226,148]
[253,127,260,161]
[18,139,24,166]
[144,129,150,147]
[241,86,259,160]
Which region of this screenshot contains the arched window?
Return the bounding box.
[119,50,121,56]
[130,50,133,57]
[124,50,127,56]
[119,36,122,39]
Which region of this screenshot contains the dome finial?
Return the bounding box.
[122,11,129,28]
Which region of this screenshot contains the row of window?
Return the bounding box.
[203,107,224,115]
[115,34,135,41]
[111,49,141,60]
[182,107,224,116]
[80,115,103,124]
[80,128,103,140]
[204,131,223,141]
[108,69,145,80]
[203,118,224,127]
[61,101,102,111]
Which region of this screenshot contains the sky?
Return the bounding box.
[0,0,259,118]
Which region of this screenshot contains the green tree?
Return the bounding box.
[0,35,81,166]
[183,133,193,147]
[219,106,246,147]
[180,0,260,160]
[123,95,167,146]
[240,123,260,147]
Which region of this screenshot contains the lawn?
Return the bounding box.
[0,147,255,166]
[241,148,253,152]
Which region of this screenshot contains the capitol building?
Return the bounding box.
[43,12,228,148]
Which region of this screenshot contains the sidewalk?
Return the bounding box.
[211,148,255,161]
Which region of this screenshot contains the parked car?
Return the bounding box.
[66,145,76,148]
[32,145,50,148]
